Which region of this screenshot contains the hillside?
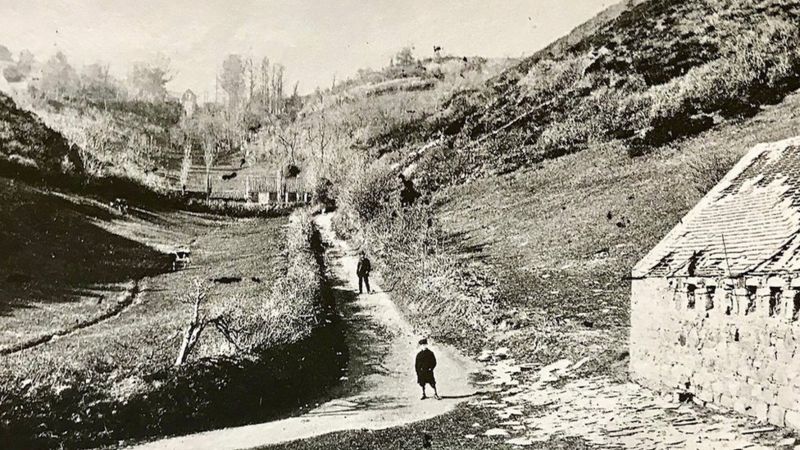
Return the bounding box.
[385,0,800,188]
[4,0,800,447]
[316,0,800,417]
[265,0,800,447]
[0,91,324,447]
[0,92,80,174]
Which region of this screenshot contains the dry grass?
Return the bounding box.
[0,180,327,446]
[0,185,287,386]
[434,90,800,375]
[331,161,498,352]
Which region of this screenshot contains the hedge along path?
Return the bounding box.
[0,279,143,356]
[130,212,479,450]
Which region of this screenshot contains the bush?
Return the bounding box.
[635,18,800,149]
[332,157,498,348]
[206,209,323,354]
[334,161,395,225]
[682,149,741,197]
[312,176,335,210]
[184,198,292,218]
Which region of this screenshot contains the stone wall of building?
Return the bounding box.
[630,276,800,430]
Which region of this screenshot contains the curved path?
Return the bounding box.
[0,280,143,356]
[131,213,478,450]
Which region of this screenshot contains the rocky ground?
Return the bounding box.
[470,348,798,449]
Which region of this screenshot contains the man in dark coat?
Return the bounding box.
[415,338,440,400]
[356,251,371,294]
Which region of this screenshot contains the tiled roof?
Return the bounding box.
[633,136,800,278]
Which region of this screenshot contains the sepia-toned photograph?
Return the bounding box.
[2,1,800,448]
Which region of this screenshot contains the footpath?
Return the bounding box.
[130,213,477,450]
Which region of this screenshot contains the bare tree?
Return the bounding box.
[260,57,271,108]
[175,279,209,366]
[174,279,244,366]
[305,113,332,165]
[198,113,225,197]
[246,56,256,103]
[270,64,284,113]
[273,119,302,162]
[174,279,268,366]
[179,141,192,194]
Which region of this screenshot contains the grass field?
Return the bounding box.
[434,89,800,377]
[260,64,800,450]
[0,177,307,447]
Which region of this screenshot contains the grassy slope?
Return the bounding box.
[436,90,800,374]
[0,175,299,446]
[400,0,800,184]
[0,177,170,348]
[0,176,288,379]
[0,92,75,172]
[266,78,800,450]
[271,1,800,448]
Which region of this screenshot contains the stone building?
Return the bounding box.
[181,89,197,118]
[630,136,800,430]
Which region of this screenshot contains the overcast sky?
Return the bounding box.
[1,0,613,96]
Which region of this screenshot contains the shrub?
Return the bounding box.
[199,209,323,355]
[332,157,498,348]
[334,161,395,225]
[312,176,335,210]
[638,18,800,148]
[184,198,292,218]
[682,149,741,197]
[519,55,589,102]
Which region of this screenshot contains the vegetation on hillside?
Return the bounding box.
[0,92,80,173]
[245,0,800,353]
[0,201,328,448]
[381,0,800,185]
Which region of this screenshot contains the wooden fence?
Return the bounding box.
[182,166,311,204]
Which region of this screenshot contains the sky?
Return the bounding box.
[0,0,614,96]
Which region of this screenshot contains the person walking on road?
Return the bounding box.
[357,251,371,294]
[415,338,440,400]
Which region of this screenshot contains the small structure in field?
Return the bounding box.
[171,249,191,271]
[630,136,800,430]
[181,89,197,118]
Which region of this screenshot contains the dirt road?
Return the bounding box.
[130,213,478,450]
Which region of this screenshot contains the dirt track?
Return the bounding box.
[130,212,478,450]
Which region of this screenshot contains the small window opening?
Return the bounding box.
[686,285,696,309]
[745,286,757,315]
[706,286,716,310]
[769,287,782,317]
[793,292,800,322]
[725,291,732,315]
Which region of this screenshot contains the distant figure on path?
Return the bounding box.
[357,251,371,294]
[399,174,420,207]
[415,338,440,400]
